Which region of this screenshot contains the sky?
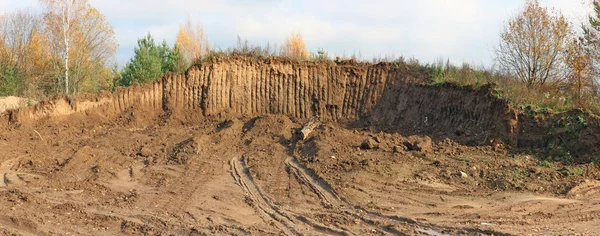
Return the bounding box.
[0,0,591,67]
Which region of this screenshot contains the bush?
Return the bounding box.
[310,48,330,61]
[0,67,23,96]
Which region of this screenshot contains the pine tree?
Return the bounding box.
[120,33,189,87]
[120,33,163,86]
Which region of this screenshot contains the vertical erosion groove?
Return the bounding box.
[232,63,238,113]
[217,65,223,112]
[178,74,184,109]
[274,67,278,114]
[266,67,271,114]
[250,63,255,115]
[293,65,299,118]
[282,70,288,115]
[188,68,193,110]
[192,69,198,109]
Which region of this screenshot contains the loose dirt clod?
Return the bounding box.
[360,137,379,150]
[405,135,433,152]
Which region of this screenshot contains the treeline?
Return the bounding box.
[0,1,311,98]
[0,0,118,97]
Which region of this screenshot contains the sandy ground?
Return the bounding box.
[0,114,599,235]
[0,97,32,114]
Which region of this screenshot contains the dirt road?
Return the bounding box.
[0,114,598,235]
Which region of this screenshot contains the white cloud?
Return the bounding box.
[0,0,594,66]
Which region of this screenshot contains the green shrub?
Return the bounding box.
[310,48,330,61]
[0,67,23,96]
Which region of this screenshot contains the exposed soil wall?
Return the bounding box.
[364,83,518,144]
[4,57,598,159]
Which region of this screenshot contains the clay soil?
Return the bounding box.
[1,112,600,235]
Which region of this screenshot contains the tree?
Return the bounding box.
[120,33,187,86]
[120,34,163,86]
[495,0,571,87]
[105,63,120,92]
[564,39,593,102]
[26,27,55,95]
[0,67,22,96]
[582,0,600,97]
[0,10,40,68]
[281,32,309,60]
[0,35,7,69]
[168,44,189,73]
[175,14,209,63]
[40,0,117,95]
[0,10,44,96]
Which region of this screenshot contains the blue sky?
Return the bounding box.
[0,0,590,67]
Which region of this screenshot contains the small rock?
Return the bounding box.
[459,171,469,178]
[393,145,405,153]
[405,135,433,153]
[361,137,379,150]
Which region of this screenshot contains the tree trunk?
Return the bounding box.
[299,117,320,140]
[61,1,70,95]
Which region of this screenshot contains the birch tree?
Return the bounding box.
[40,0,117,94]
[175,14,209,63]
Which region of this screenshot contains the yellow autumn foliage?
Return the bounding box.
[175,14,209,62]
[282,32,309,60]
[496,0,571,87]
[40,0,118,94]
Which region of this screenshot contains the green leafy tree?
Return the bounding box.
[120,33,189,86]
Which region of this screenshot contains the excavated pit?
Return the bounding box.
[1,57,600,235]
[4,57,598,159]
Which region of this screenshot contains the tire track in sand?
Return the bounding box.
[285,157,341,208]
[230,155,350,236]
[285,157,407,235]
[285,156,516,235]
[0,159,41,188]
[230,155,299,235]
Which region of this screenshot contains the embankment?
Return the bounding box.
[3,57,598,160]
